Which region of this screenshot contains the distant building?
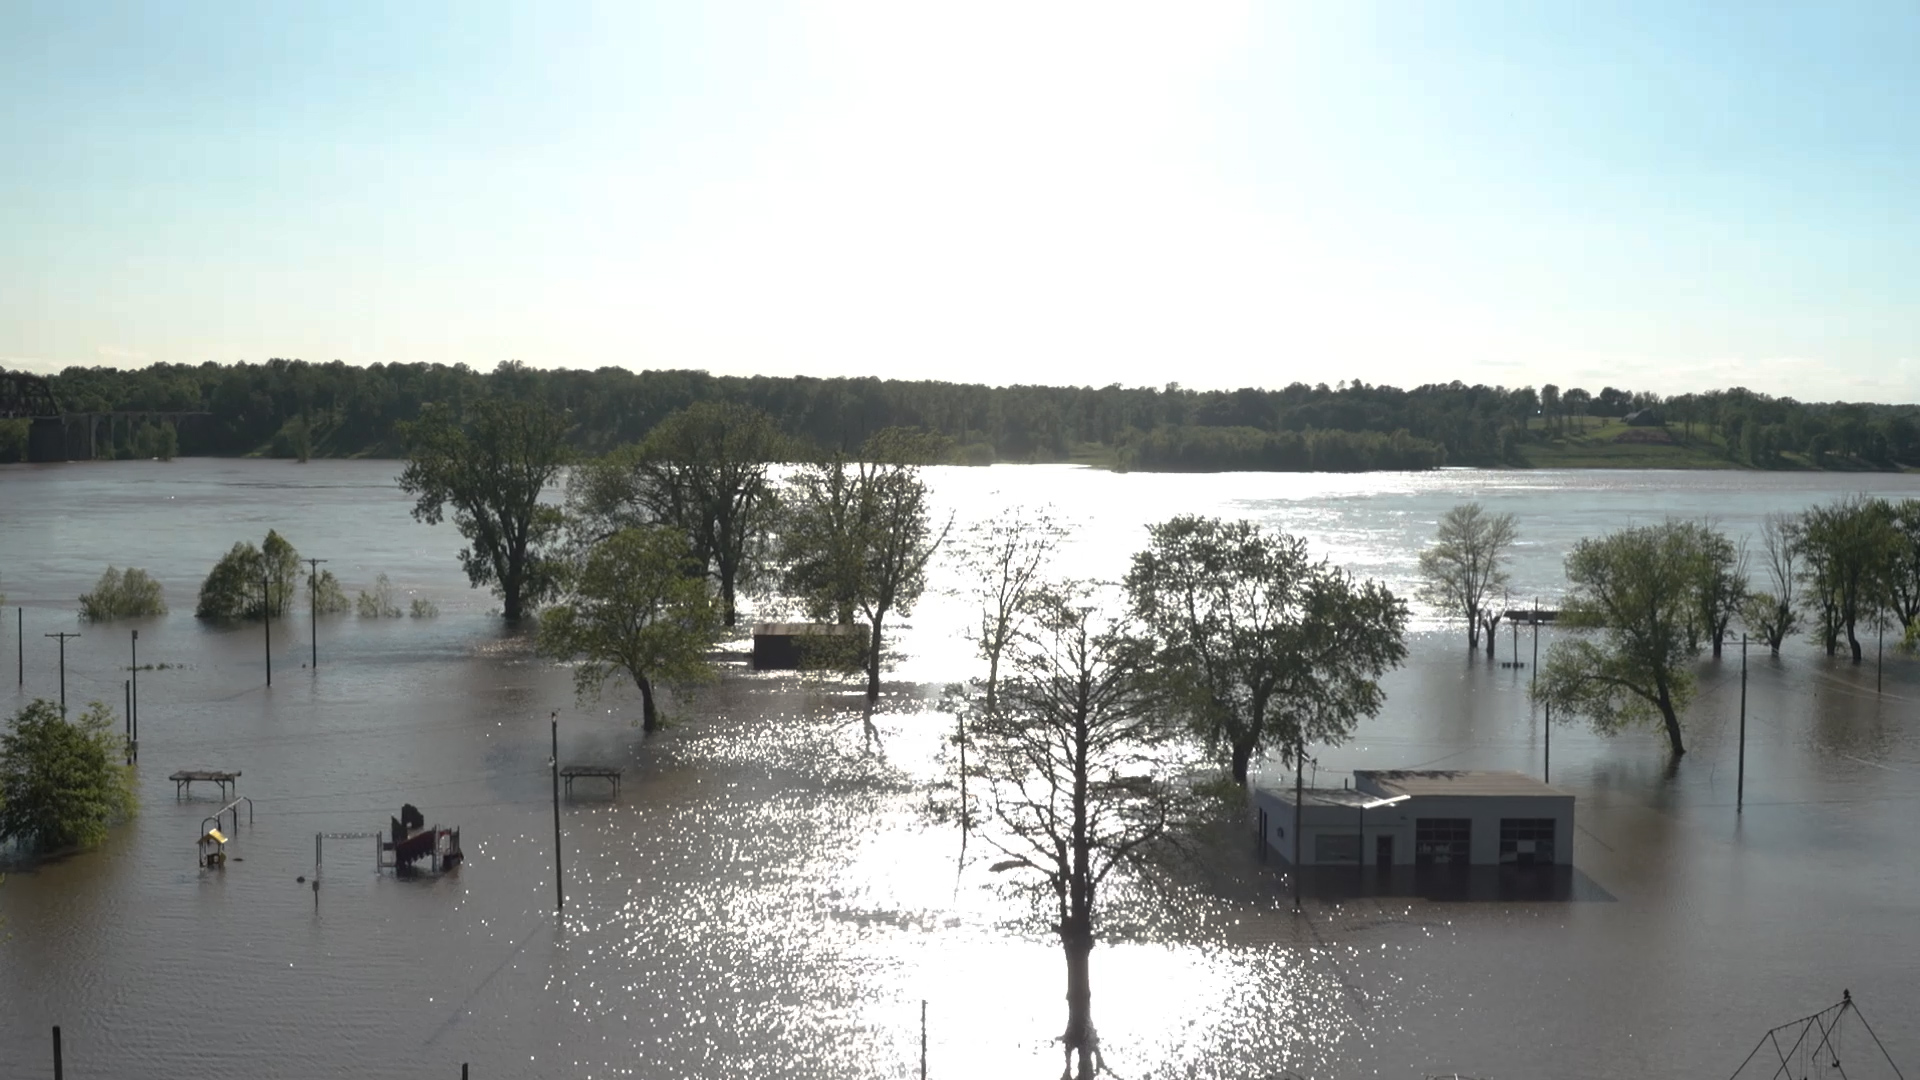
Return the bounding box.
[1622,408,1665,427]
[1253,770,1573,868]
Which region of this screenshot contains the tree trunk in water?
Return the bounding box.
[1710,628,1724,658]
[1230,739,1254,786]
[1482,615,1500,658]
[639,676,659,734]
[865,615,884,702]
[720,572,737,629]
[1658,688,1685,756]
[503,574,522,621]
[1061,932,1096,1080]
[1467,611,1479,652]
[1848,623,1863,664]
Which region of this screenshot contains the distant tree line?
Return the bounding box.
[9,359,1919,470]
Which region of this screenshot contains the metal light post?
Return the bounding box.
[305,557,328,669]
[1544,700,1552,784]
[130,629,138,762]
[551,711,564,914]
[44,632,78,714]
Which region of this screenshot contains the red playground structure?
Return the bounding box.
[382,803,463,874]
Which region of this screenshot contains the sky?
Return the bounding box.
[3,1,1918,401]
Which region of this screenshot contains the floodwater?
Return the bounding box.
[1,459,1917,1079]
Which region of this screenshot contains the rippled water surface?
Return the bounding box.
[2,461,1918,1078]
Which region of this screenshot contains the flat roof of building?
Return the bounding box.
[1358,769,1570,799]
[1264,787,1381,808]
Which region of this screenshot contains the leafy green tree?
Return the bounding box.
[131,420,177,461]
[1125,516,1408,786]
[1417,503,1519,653]
[1535,521,1713,757]
[538,526,720,732]
[779,428,953,700]
[195,530,301,619]
[1796,495,1897,662]
[967,591,1203,1080]
[568,403,786,627]
[0,700,138,853]
[1882,500,1920,634]
[78,567,168,621]
[399,399,571,621]
[1687,523,1747,658]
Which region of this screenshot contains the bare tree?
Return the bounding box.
[1417,503,1519,653]
[960,504,1070,714]
[969,588,1201,1080]
[1740,512,1801,653]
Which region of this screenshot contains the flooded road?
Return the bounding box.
[1,460,1917,1078]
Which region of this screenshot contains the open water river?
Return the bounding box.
[2,460,1919,1079]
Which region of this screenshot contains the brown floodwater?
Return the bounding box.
[0,460,1917,1078]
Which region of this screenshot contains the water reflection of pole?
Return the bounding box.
[44,631,78,714]
[552,711,564,914]
[1737,634,1748,814]
[305,557,327,669]
[1292,742,1304,911]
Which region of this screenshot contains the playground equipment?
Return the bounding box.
[381,803,463,874]
[196,796,253,867]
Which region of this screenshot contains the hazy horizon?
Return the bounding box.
[5,3,1918,402]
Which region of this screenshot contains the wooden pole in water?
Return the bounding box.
[263,569,272,687]
[1531,600,1540,693]
[52,1025,63,1080]
[920,999,927,1080]
[16,606,21,686]
[1877,617,1884,694]
[124,680,131,764]
[130,629,138,763]
[552,712,564,914]
[1738,634,1748,814]
[45,632,77,714]
[306,557,327,670]
[1544,700,1551,784]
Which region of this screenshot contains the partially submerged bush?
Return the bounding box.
[408,596,439,619]
[79,567,168,621]
[311,569,351,615]
[196,530,301,619]
[357,573,403,618]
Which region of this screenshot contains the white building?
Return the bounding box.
[1253,770,1574,868]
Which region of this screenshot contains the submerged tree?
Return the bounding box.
[959,504,1070,714]
[1125,516,1408,786]
[0,699,138,853]
[78,567,168,621]
[1688,522,1747,658]
[1741,512,1802,654]
[399,398,571,621]
[195,530,301,619]
[779,428,953,700]
[538,526,720,732]
[356,573,403,618]
[1796,495,1896,663]
[567,403,786,628]
[1535,521,1713,757]
[309,568,351,615]
[1417,502,1519,653]
[968,590,1202,1080]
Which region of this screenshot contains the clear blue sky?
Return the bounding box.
[4,2,1917,401]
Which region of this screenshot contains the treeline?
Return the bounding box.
[8,358,1920,470]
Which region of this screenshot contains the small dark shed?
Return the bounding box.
[751,622,868,670]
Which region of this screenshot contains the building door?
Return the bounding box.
[1375,834,1394,868]
[1500,818,1556,865]
[1414,818,1472,866]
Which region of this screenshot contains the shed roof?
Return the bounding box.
[1357,770,1569,798]
[751,623,866,637]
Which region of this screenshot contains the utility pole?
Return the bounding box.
[920,999,927,1080]
[45,632,78,714]
[1531,598,1540,694]
[130,629,139,763]
[306,557,328,669]
[1738,634,1748,814]
[16,607,22,686]
[552,711,564,914]
[1544,700,1551,784]
[1877,617,1884,695]
[263,569,272,687]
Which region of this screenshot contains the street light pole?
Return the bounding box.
[305,557,328,670]
[263,569,272,687]
[1737,634,1748,814]
[1292,743,1305,911]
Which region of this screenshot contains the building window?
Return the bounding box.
[1313,832,1361,864]
[1414,818,1472,866]
[1499,818,1556,865]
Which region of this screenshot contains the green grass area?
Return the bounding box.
[1517,418,1743,469]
